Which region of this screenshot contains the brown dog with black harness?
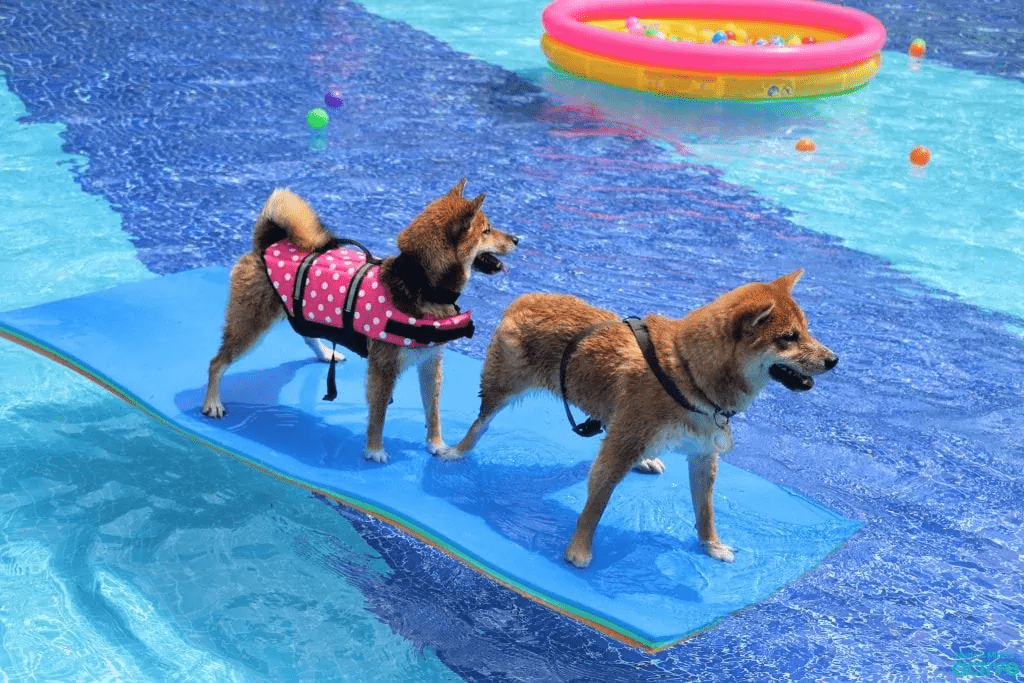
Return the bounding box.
[439,271,838,568]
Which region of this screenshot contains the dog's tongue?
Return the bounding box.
[472,252,505,275]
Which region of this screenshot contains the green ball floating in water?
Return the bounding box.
[307,107,329,129]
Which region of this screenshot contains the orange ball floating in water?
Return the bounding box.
[909,145,931,166]
[908,38,926,58]
[795,137,816,152]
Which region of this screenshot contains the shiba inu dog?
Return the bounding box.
[202,180,519,463]
[442,270,838,568]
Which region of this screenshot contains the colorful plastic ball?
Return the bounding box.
[795,138,817,152]
[755,38,768,46]
[802,35,817,44]
[307,107,329,130]
[711,30,729,43]
[787,35,803,46]
[644,26,659,37]
[725,30,736,40]
[771,35,785,46]
[324,90,344,108]
[626,16,640,27]
[909,38,927,58]
[909,145,931,166]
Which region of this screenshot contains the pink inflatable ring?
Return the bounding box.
[541,0,887,100]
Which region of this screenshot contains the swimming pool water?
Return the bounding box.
[2,0,1023,680]
[363,0,1024,323]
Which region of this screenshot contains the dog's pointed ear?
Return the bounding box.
[774,268,804,292]
[448,178,468,197]
[469,193,485,212]
[735,302,775,340]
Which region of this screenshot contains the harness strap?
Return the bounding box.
[323,341,339,401]
[623,317,734,425]
[291,251,320,316]
[559,321,618,438]
[622,317,704,416]
[325,238,382,265]
[384,318,475,345]
[341,261,375,332]
[560,316,734,437]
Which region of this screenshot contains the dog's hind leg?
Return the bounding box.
[437,335,528,460]
[439,381,520,460]
[203,253,284,418]
[564,424,642,568]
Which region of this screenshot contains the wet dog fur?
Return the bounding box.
[202,180,519,463]
[442,270,838,568]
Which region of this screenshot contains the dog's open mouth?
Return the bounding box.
[769,363,814,391]
[472,252,506,275]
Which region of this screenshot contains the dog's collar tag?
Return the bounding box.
[712,426,733,453]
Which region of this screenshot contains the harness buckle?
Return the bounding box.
[572,418,604,438]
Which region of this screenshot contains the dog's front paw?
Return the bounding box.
[702,540,735,563]
[632,457,665,474]
[202,399,226,418]
[364,448,390,464]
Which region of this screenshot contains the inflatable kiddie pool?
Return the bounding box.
[541,0,887,100]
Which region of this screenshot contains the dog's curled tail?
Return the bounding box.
[252,188,334,254]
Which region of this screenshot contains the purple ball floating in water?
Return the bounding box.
[324,90,344,108]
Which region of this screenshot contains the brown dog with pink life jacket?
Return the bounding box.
[202,180,519,463]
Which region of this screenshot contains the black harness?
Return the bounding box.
[559,317,735,437]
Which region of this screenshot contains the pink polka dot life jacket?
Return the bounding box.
[263,239,475,360]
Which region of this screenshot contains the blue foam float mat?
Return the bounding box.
[0,267,860,651]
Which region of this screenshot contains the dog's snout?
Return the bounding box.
[824,354,839,370]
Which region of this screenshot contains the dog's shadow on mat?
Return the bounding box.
[422,456,706,597]
[174,359,415,471]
